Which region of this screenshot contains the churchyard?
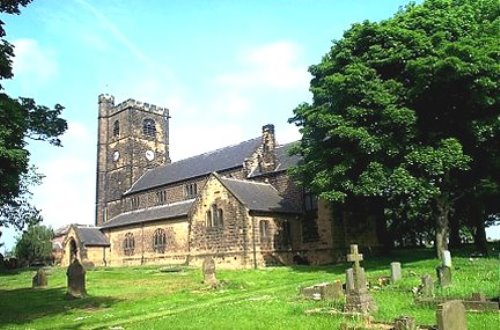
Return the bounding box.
[0,247,498,329]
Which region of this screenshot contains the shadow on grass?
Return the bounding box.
[0,286,121,328]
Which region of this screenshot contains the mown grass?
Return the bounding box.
[0,248,498,329]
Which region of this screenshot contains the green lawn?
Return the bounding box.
[0,248,498,329]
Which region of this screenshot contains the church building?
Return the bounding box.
[58,95,381,268]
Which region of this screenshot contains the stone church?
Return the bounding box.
[57,94,381,268]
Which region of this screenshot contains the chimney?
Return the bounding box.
[258,124,277,173]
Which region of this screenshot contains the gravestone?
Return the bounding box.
[345,244,376,314]
[66,259,86,298]
[390,262,402,283]
[470,292,486,302]
[202,257,219,287]
[394,316,417,330]
[420,274,434,298]
[32,268,48,288]
[442,250,452,268]
[436,300,467,330]
[436,265,452,287]
[330,280,344,299]
[345,268,354,294]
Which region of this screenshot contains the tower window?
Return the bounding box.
[143,118,156,137]
[113,120,120,137]
[153,228,166,253]
[123,232,135,256]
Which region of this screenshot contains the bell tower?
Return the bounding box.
[95,94,170,226]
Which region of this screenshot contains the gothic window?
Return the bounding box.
[206,204,223,228]
[260,220,271,244]
[143,118,156,137]
[130,196,140,209]
[153,228,166,253]
[156,190,167,205]
[185,183,197,198]
[123,232,135,256]
[304,191,318,212]
[113,120,120,137]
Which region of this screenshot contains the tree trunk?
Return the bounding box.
[473,216,489,256]
[435,196,450,258]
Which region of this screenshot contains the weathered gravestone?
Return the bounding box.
[394,316,417,330]
[442,250,452,268]
[420,274,434,298]
[202,257,219,287]
[436,265,452,287]
[345,244,377,314]
[301,280,344,300]
[32,268,48,288]
[345,268,354,294]
[66,259,86,298]
[436,300,467,330]
[391,262,402,283]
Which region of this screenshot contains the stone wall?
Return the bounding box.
[102,218,189,266]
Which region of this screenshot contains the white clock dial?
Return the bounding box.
[145,150,155,161]
[112,151,120,162]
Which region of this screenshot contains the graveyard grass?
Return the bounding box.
[0,248,498,329]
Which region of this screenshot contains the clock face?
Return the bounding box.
[112,151,120,162]
[145,150,155,161]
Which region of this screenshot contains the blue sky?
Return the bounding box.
[1,0,497,251]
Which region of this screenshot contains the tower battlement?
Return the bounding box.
[112,98,169,116]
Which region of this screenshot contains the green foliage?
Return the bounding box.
[289,0,499,253]
[0,0,67,230]
[14,224,53,266]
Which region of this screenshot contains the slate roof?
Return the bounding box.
[219,176,300,214]
[101,199,194,229]
[74,226,110,246]
[249,142,302,177]
[125,137,262,195]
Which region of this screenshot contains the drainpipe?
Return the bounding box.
[141,223,145,265]
[251,214,257,269]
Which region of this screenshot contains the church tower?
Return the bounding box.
[95,94,170,226]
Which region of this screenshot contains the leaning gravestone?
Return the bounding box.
[394,316,417,330]
[32,268,48,288]
[390,262,402,283]
[345,244,377,314]
[436,300,467,330]
[202,257,219,287]
[436,265,452,287]
[66,259,86,298]
[442,250,452,268]
[420,274,434,298]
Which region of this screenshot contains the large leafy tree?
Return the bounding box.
[14,224,53,266]
[0,0,67,231]
[289,0,499,257]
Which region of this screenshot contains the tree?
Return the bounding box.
[14,224,53,266]
[0,0,67,232]
[289,0,499,257]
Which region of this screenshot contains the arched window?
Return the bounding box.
[207,204,223,228]
[153,228,166,253]
[260,220,270,244]
[143,118,156,137]
[113,120,120,137]
[123,232,135,256]
[206,210,212,227]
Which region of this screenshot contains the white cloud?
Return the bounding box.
[12,39,58,84]
[215,41,311,90]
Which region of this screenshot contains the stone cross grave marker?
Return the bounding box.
[202,256,219,287]
[436,300,467,330]
[66,259,86,298]
[32,268,48,288]
[345,244,376,314]
[391,262,402,283]
[442,250,452,268]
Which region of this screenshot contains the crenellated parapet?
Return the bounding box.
[110,98,169,117]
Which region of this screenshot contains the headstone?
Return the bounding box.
[66,259,86,298]
[202,257,219,287]
[442,250,452,268]
[345,268,354,294]
[32,268,48,288]
[345,244,377,314]
[421,274,434,298]
[436,300,467,330]
[436,265,452,287]
[470,292,486,302]
[390,262,402,283]
[329,280,345,299]
[301,281,344,300]
[394,316,417,330]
